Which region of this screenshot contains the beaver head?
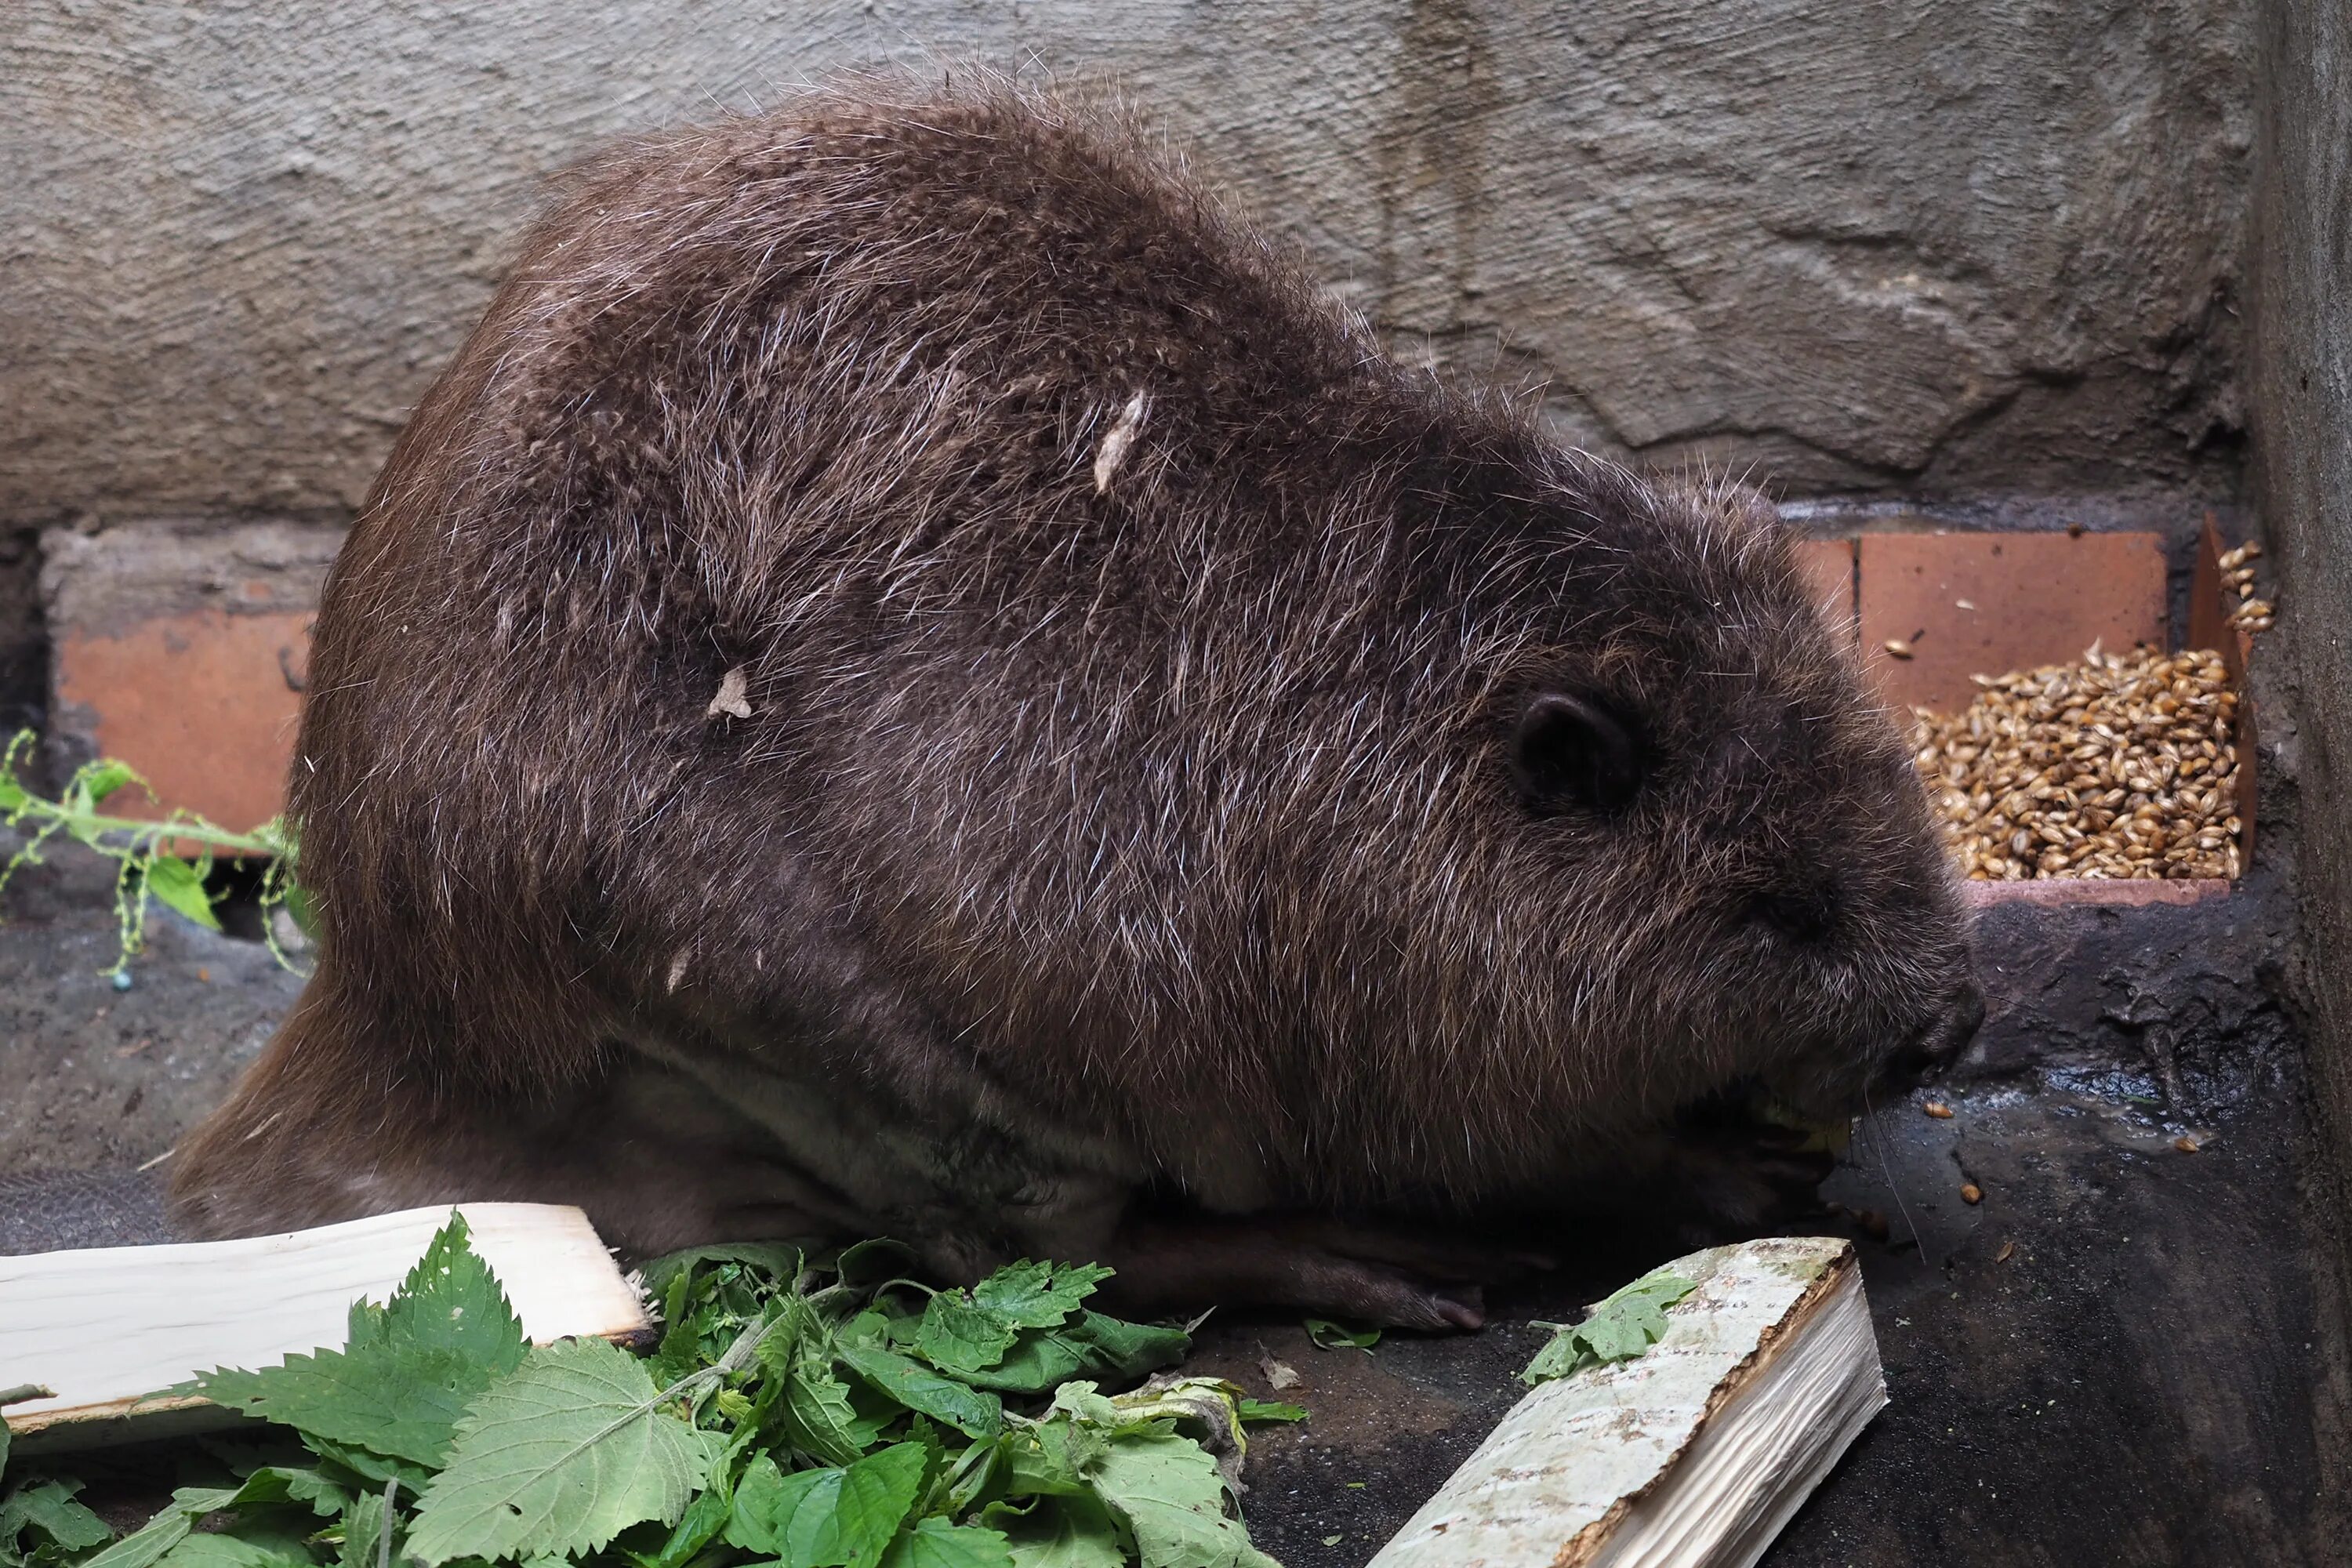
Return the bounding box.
[1486,472,1979,1131]
[1203,436,1980,1209]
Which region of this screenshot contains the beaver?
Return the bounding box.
[170,78,1981,1329]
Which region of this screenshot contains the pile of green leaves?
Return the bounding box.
[0,1219,1295,1568]
[0,1412,110,1568]
[1519,1268,1697,1386]
[0,729,309,976]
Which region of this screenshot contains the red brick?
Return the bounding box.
[1791,536,1857,641]
[1857,531,2168,713]
[53,610,310,833]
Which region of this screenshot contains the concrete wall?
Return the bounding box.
[2,0,2252,532]
[2252,0,2352,1523]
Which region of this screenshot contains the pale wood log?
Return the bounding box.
[2,1203,648,1453]
[1368,1236,1882,1568]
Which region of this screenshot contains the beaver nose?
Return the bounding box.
[1885,979,1985,1087]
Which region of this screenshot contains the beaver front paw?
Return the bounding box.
[1095,1212,1549,1330]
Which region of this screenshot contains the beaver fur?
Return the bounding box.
[170,78,1980,1327]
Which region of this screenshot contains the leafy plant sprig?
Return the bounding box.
[0,1219,1294,1568]
[0,729,310,978]
[1519,1268,1697,1385]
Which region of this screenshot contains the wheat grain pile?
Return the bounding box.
[1912,646,2243,881]
[1911,541,2271,882]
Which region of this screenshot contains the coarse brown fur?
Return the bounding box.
[171,77,1980,1327]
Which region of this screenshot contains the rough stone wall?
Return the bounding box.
[2252,0,2352,1529]
[2,0,2251,527]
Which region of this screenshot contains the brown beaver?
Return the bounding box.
[170,78,1980,1329]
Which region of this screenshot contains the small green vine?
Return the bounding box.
[0,728,311,980]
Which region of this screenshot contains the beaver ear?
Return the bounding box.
[1511,691,1645,814]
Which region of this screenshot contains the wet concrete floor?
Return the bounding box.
[1195,1076,2331,1566]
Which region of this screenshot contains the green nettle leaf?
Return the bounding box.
[78,1468,343,1568]
[1519,1332,1586,1385]
[142,855,221,931]
[947,1313,1189,1398]
[376,1218,530,1367]
[968,1263,1113,1332]
[757,1468,844,1563]
[754,1298,814,1382]
[994,1425,1096,1501]
[915,1295,1020,1375]
[154,1530,313,1568]
[334,1489,387,1568]
[638,1245,805,1305]
[784,1443,925,1568]
[982,1495,1126,1568]
[1,1479,113,1561]
[1087,1432,1258,1568]
[1575,1309,1655,1362]
[71,1511,193,1568]
[1302,1319,1381,1353]
[1042,1384,1120,1431]
[265,1468,354,1520]
[836,1345,1003,1439]
[279,884,316,938]
[723,1455,806,1555]
[75,1486,243,1568]
[781,1358,888,1469]
[640,1466,739,1568]
[195,1216,527,1468]
[1062,1316,1191,1382]
[404,1338,723,1566]
[837,1310,897,1350]
[195,1345,482,1470]
[1520,1270,1697,1387]
[648,1261,787,1392]
[944,1335,1088,1397]
[294,1436,431,1494]
[648,1269,704,1388]
[76,762,137,810]
[1235,1400,1307,1425]
[878,1517,1015,1568]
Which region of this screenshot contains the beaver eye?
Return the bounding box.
[1748,887,1840,944]
[1511,691,1646,814]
